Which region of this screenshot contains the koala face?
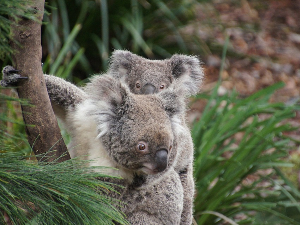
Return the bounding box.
[111,95,174,174]
[84,75,185,176]
[126,61,173,95]
[109,50,204,96]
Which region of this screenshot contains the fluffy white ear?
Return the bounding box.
[85,74,129,106]
[169,54,204,95]
[84,75,130,138]
[108,50,138,79]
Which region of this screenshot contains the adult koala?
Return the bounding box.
[1,50,203,224]
[72,75,188,224]
[2,68,188,224]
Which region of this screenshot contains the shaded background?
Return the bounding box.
[43,0,300,100]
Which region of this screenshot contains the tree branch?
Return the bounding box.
[10,0,70,162]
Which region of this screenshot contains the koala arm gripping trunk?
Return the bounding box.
[44,74,87,121]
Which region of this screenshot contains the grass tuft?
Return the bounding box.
[192,82,300,224]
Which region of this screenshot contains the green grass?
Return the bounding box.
[0,89,128,225]
[0,90,31,155]
[192,82,300,224]
[0,151,128,225]
[39,0,202,80]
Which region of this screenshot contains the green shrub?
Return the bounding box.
[192,82,300,224]
[0,89,128,225]
[0,152,129,225]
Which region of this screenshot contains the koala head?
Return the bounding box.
[84,75,185,176]
[108,50,204,96]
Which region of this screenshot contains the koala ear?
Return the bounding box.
[84,75,130,138]
[85,74,129,107]
[169,54,204,96]
[109,50,137,79]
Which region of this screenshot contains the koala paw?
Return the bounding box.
[1,65,27,87]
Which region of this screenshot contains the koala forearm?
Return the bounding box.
[44,75,87,119]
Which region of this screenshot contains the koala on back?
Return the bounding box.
[109,50,203,96]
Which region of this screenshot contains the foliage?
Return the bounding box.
[0,0,38,60]
[0,153,128,225]
[0,89,31,154]
[281,153,300,188]
[40,0,201,80]
[1,0,204,79]
[0,89,128,224]
[192,82,300,224]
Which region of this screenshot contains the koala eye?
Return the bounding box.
[138,143,146,150]
[136,141,148,153]
[136,82,141,88]
[160,84,165,89]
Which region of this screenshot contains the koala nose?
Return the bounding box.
[141,83,156,94]
[154,149,168,172]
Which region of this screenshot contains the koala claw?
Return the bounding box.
[1,65,27,87]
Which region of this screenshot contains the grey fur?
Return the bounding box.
[1,66,187,224]
[44,74,87,122]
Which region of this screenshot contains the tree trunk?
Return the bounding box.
[10,0,70,162]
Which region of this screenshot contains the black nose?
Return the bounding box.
[141,83,156,94]
[154,149,168,172]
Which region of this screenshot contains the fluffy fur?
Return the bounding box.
[109,50,203,97]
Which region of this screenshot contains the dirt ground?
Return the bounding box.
[189,0,300,127]
[195,0,300,98]
[188,0,300,186]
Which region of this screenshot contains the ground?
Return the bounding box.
[188,0,300,187]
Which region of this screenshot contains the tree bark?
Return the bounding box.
[10,0,70,162]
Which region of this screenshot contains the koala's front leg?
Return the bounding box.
[179,163,195,225]
[43,74,87,123]
[1,66,87,123]
[1,65,27,87]
[44,74,87,108]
